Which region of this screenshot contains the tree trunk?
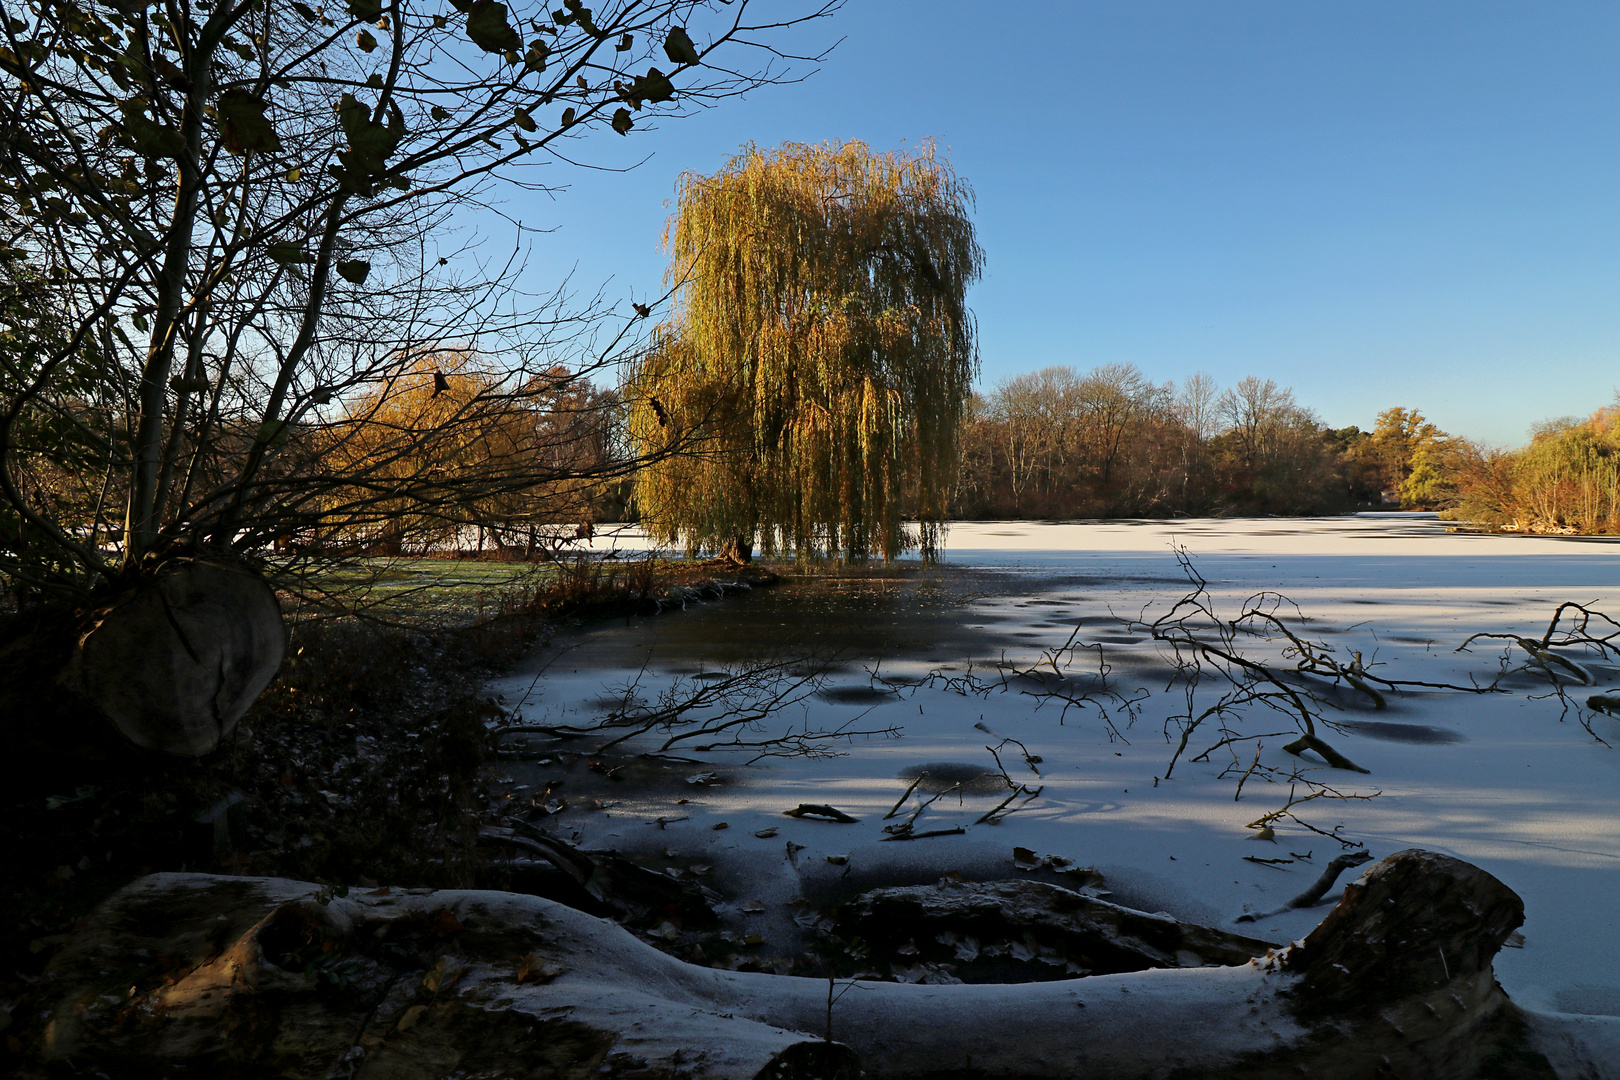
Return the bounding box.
[720,533,753,565]
[0,559,284,768]
[31,851,1610,1079]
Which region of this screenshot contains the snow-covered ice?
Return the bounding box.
[489,515,1620,1019]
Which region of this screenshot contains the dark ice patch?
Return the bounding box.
[897,761,1012,794]
[816,685,899,704]
[1337,719,1463,745]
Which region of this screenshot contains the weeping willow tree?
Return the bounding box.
[627,140,982,561]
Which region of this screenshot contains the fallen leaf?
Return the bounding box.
[516,953,564,983]
[421,956,463,994]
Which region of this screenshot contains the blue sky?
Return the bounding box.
[487,1,1620,447]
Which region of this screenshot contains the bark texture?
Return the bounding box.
[834,877,1277,981]
[32,851,1601,1079]
[61,559,284,756]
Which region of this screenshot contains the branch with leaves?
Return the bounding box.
[0,0,840,601]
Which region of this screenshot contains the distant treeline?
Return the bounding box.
[951,363,1620,536]
[952,365,1400,518]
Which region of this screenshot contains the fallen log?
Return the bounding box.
[31,851,1600,1079]
[832,878,1278,982]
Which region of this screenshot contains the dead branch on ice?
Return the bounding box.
[1236,849,1375,922]
[912,633,1150,743]
[1285,848,1376,908]
[1460,600,1620,745]
[1147,545,1506,782]
[37,850,1599,1080]
[1242,783,1381,849]
[495,653,901,763]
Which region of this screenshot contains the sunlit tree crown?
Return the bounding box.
[628,139,982,561]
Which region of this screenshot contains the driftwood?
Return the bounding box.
[30,849,1616,1079]
[1,559,284,761]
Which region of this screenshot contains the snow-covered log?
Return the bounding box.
[835,877,1279,980]
[34,851,1604,1079]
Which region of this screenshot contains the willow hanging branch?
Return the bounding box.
[625,139,982,561]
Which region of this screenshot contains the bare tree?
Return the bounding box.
[0,0,838,756]
[1216,376,1297,474]
[1175,371,1220,442]
[1074,361,1150,491]
[1,0,838,600]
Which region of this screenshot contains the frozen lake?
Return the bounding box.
[488,515,1620,1019]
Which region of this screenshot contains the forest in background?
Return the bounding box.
[952,362,1620,535]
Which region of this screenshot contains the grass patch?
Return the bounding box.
[281,557,553,625]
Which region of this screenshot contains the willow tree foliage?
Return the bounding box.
[627,140,982,561]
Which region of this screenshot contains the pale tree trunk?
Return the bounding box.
[1,559,284,765]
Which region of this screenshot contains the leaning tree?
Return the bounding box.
[0,0,834,761]
[626,139,982,562]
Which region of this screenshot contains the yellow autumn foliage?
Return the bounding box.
[626,139,982,561]
[314,352,605,551]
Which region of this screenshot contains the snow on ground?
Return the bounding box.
[488,515,1620,1018]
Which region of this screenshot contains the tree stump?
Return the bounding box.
[30,851,1607,1079]
[1,559,284,765]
